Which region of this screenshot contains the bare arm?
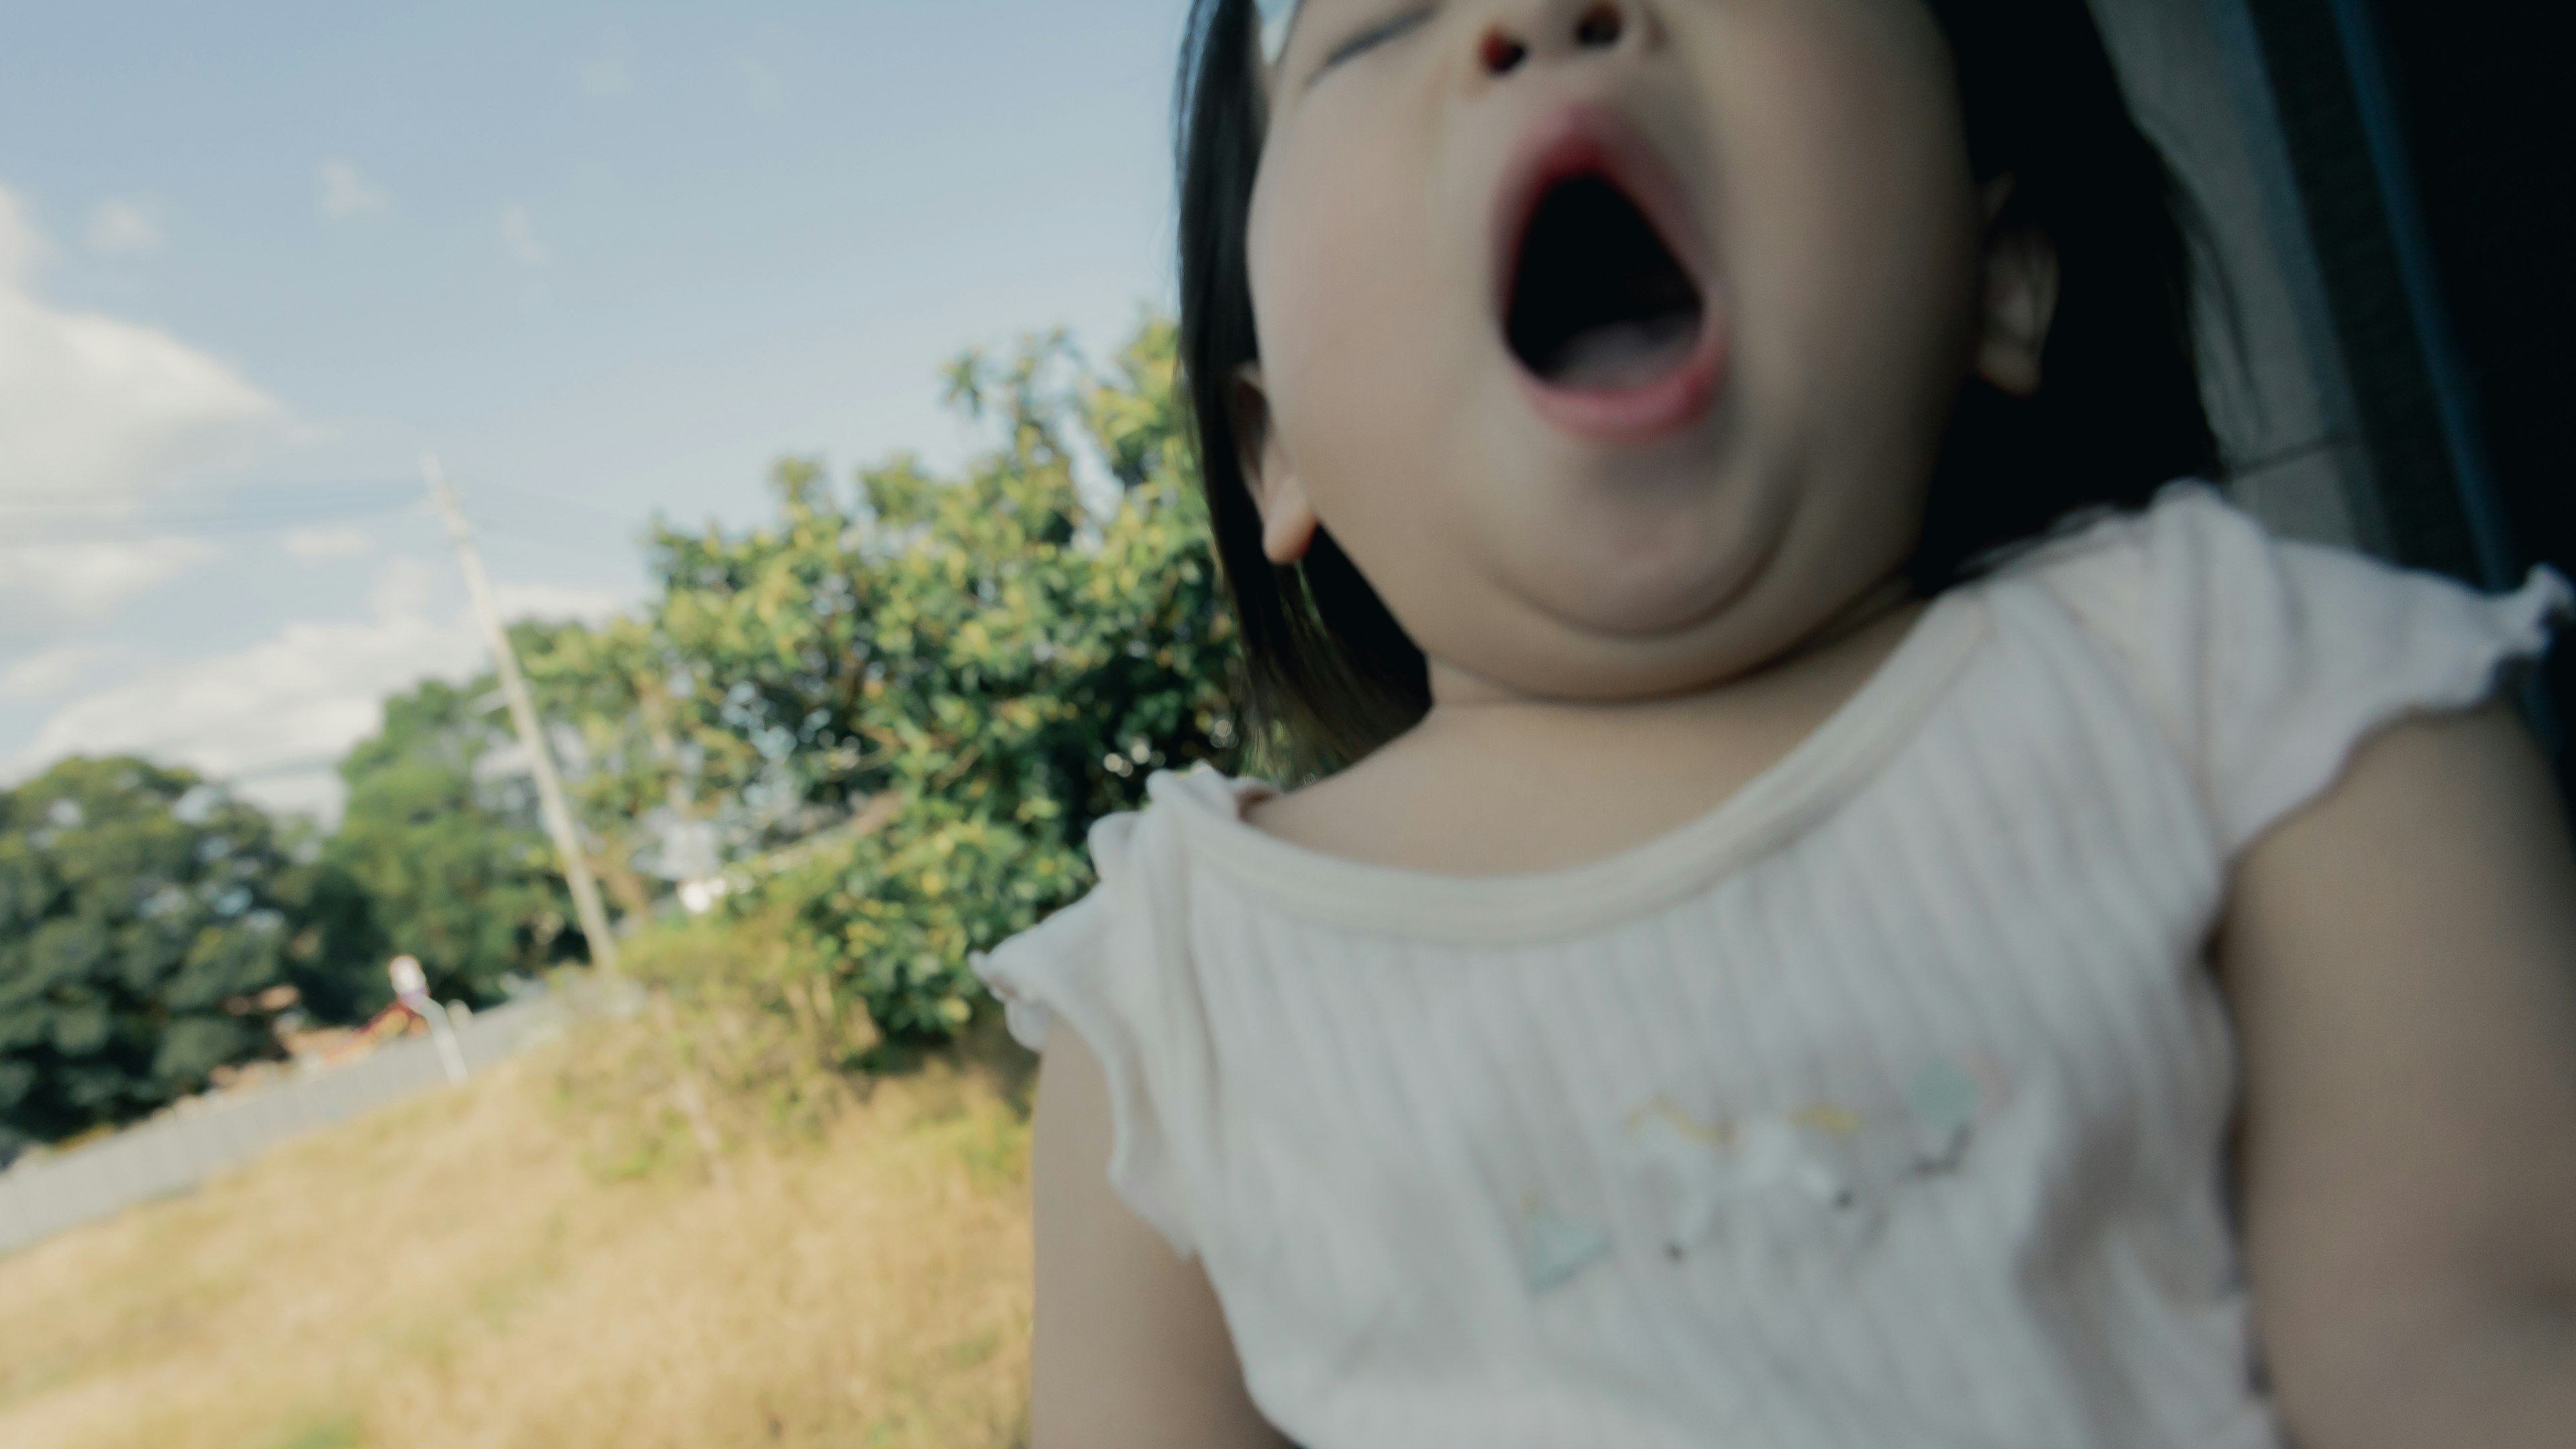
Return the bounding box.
[1028,1026,1293,1449]
[2220,702,2576,1449]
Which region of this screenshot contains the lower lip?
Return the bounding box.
[1516,317,1727,443]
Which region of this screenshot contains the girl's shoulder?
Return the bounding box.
[1986,480,2568,856]
[969,767,1265,1260]
[972,769,1254,1041]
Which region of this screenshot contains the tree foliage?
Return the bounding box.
[325,676,586,1006]
[586,321,1246,1039]
[0,758,376,1146]
[807,343,1231,1034]
[1,317,1246,1148]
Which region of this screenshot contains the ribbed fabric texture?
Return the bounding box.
[978,484,2569,1449]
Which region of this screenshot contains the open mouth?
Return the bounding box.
[1505,170,1706,392]
[1495,108,1723,439]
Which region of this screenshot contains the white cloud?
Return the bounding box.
[87,199,162,256]
[0,645,113,702]
[0,185,284,618]
[576,52,636,98]
[492,582,625,625]
[499,205,551,266]
[8,559,628,820]
[282,525,375,560]
[317,160,388,219]
[0,191,44,278]
[230,767,352,820]
[0,539,219,617]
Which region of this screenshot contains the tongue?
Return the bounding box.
[1546,310,1701,392]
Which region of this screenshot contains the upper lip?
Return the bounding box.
[1491,102,1712,335]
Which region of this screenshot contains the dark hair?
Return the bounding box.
[1176,0,2221,769]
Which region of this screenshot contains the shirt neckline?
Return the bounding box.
[1150,586,1992,945]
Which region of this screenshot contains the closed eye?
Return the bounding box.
[1313,6,1438,81]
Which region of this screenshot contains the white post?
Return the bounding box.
[425,1001,469,1085]
[389,956,469,1085]
[423,456,623,976]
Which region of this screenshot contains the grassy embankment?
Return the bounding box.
[0,959,1038,1449]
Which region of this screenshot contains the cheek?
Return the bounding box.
[1718,9,1982,428]
[1248,118,1468,526]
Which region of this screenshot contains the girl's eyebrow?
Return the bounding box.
[1305,5,1440,90]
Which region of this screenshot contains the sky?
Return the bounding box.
[0,0,1187,821]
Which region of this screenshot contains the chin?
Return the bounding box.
[1502,453,1790,635]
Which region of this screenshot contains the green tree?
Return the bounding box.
[641,321,1244,1038]
[510,613,716,921]
[0,758,370,1145]
[325,677,584,1004]
[315,318,1244,1049]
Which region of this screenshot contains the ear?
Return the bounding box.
[1234,364,1320,565]
[1972,175,2061,398]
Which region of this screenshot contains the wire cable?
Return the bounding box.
[0,480,425,543]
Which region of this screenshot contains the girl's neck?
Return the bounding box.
[1248,570,1931,875]
[1415,570,1922,739]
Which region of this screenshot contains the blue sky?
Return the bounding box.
[0,0,1187,818]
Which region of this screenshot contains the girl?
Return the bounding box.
[978,0,2576,1444]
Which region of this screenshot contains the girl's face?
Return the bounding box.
[1244,0,2038,702]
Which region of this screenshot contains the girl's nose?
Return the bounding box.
[1477,0,1650,78]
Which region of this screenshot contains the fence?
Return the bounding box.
[0,994,576,1257]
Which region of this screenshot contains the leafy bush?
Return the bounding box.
[327,678,587,1006]
[573,321,1244,1040]
[623,910,877,1139]
[329,319,1245,1057]
[744,325,1242,1038]
[0,758,380,1143]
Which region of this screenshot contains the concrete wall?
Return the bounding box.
[0,998,564,1258]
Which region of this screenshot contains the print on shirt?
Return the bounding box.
[1621,1056,2013,1259]
[1515,1193,1615,1294]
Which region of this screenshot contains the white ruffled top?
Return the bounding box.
[977,484,2569,1449]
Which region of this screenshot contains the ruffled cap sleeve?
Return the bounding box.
[2023,482,2570,857]
[971,806,1205,1259]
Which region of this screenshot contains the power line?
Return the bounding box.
[0,478,421,513]
[0,506,421,545]
[0,480,425,543]
[0,478,661,555]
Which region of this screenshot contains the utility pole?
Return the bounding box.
[424,456,623,977]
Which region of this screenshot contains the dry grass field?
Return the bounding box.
[0,1019,1037,1449]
